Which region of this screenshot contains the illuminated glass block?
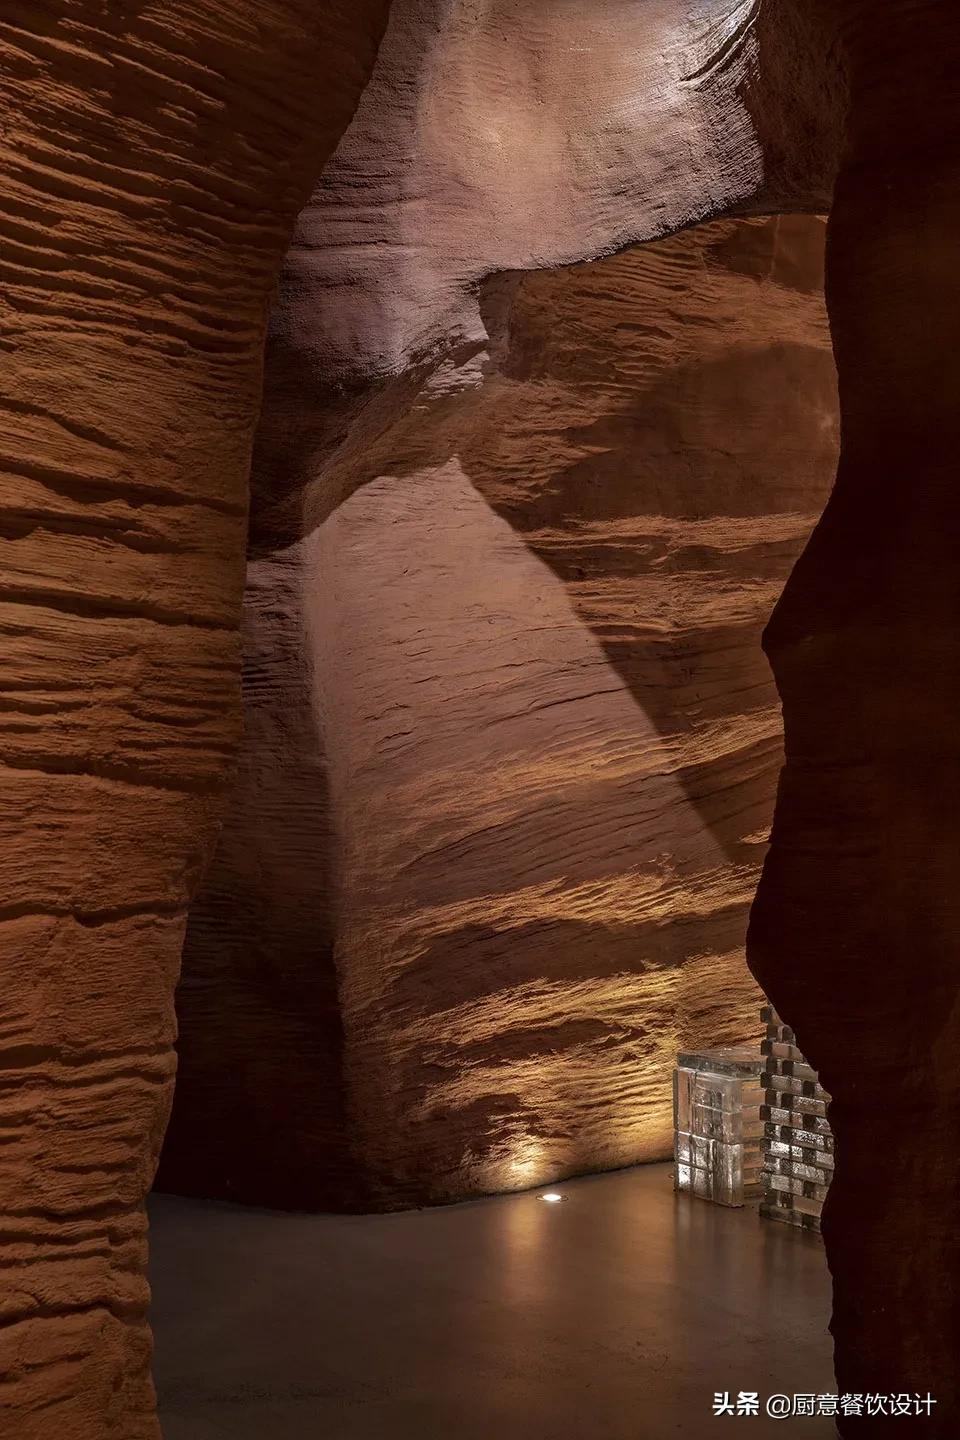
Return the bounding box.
[765,1138,835,1171]
[761,1153,833,1186]
[761,1070,829,1100]
[673,1047,765,1207]
[759,1002,834,1236]
[759,1200,822,1233]
[762,1111,834,1142]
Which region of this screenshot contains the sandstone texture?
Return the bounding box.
[748,5,960,1430]
[0,3,389,1437]
[163,4,960,1430]
[4,0,960,1436]
[162,214,839,1208]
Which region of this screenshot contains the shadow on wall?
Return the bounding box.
[159,215,840,1211]
[466,214,839,862]
[158,556,354,1206]
[308,459,754,1199]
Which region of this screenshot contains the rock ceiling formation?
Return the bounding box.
[2,1,959,1438]
[160,214,839,1210]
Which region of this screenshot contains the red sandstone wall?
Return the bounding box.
[7,0,958,1431]
[161,214,839,1208]
[0,2,392,1433]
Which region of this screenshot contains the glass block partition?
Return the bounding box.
[673,1047,765,1207]
[759,1005,834,1234]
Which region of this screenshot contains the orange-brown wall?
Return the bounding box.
[161,215,839,1208]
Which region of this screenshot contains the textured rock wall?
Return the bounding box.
[2,4,841,1428]
[160,0,843,1216]
[244,0,840,549]
[7,0,960,1432]
[161,213,839,1208]
[0,3,390,1436]
[748,4,960,1432]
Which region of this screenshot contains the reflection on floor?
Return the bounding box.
[149,1163,836,1439]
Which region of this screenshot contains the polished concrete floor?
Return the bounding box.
[149,1164,837,1439]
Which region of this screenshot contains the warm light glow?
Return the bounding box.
[503,1135,547,1192]
[541,1192,565,1203]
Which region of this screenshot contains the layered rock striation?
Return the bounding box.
[6,0,960,1434]
[0,3,390,1436]
[162,213,839,1208]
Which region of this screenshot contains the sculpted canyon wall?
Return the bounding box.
[0,2,390,1437]
[5,1,960,1436]
[748,3,960,1426]
[158,0,840,1216]
[161,8,960,1427]
[5,4,839,1431]
[161,212,840,1208]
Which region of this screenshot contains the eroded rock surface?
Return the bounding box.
[0,3,390,1436]
[7,0,960,1434]
[749,5,960,1429]
[161,214,839,1208]
[160,0,843,1216]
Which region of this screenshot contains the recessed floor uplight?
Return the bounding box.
[541,1192,566,1203]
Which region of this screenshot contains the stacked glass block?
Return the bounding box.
[759,1004,834,1233]
[673,1047,765,1206]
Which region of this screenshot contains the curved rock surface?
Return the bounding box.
[5,0,960,1434]
[161,0,842,1214]
[749,4,960,1429]
[161,212,839,1207]
[164,8,960,1425]
[0,3,390,1436]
